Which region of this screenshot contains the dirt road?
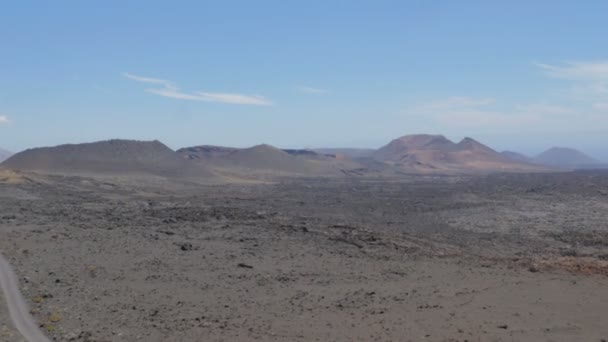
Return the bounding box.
[0,253,50,342]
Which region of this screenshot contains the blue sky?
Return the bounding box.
[1,1,607,160]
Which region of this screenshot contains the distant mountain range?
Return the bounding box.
[501,147,604,169]
[1,135,605,179]
[370,134,544,173]
[174,135,547,176]
[0,148,12,163]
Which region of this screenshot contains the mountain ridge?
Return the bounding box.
[6,135,602,178]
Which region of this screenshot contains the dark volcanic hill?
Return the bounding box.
[534,147,599,168]
[0,148,12,163]
[373,134,541,173]
[177,145,240,159]
[221,144,307,172]
[179,143,361,176]
[178,145,335,160]
[313,148,375,159]
[1,139,215,178]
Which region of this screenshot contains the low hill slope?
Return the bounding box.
[181,144,362,177]
[0,148,12,163]
[501,151,533,163]
[223,144,305,172]
[1,139,215,178]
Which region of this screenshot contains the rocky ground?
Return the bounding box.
[1,171,608,341]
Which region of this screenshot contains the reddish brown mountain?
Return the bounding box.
[373,134,542,173]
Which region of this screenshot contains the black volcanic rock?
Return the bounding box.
[1,139,215,178]
[177,145,240,159]
[313,148,375,159]
[282,149,319,157]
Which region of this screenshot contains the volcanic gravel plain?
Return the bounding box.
[1,170,608,341]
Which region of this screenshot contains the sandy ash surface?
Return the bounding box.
[1,171,608,341]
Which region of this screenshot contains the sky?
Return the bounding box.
[1,1,607,160]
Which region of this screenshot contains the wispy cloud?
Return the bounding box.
[297,86,331,94]
[423,96,494,110]
[537,61,608,112]
[123,72,272,106]
[404,62,608,132]
[122,72,175,88]
[435,110,538,127]
[147,88,272,105]
[593,102,608,113]
[417,97,541,127]
[515,104,575,116]
[0,116,9,124]
[537,61,608,81]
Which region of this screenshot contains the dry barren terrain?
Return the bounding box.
[1,171,608,341]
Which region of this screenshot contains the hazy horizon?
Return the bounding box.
[2,134,606,163]
[1,1,607,161]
